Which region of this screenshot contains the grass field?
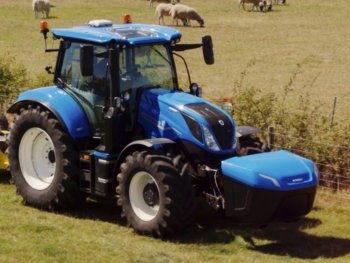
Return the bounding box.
[1,0,350,115]
[0,173,350,263]
[1,1,350,262]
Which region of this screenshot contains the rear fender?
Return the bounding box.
[7,86,91,139]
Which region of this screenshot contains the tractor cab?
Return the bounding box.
[43,19,213,152]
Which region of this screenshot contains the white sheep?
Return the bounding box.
[238,0,266,11]
[238,0,272,12]
[267,0,273,11]
[170,4,204,27]
[32,0,51,18]
[155,3,175,25]
[149,0,180,8]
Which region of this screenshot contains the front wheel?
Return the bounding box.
[116,151,195,237]
[8,106,82,209]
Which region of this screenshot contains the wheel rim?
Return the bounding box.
[19,127,56,190]
[129,171,160,221]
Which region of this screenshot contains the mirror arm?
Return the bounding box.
[172,44,202,52]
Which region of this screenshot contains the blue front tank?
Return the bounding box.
[221,150,319,191]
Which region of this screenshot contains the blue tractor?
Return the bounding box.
[7,19,318,237]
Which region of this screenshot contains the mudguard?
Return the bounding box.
[7,86,91,139]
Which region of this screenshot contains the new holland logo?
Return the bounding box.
[218,120,225,126]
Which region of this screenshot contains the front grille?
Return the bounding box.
[186,103,234,150]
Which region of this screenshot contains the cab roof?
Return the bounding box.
[52,20,182,45]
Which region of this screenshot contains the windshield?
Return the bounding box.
[58,42,176,137]
[119,44,176,92]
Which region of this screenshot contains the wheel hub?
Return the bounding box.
[129,171,160,221]
[48,150,55,163]
[143,183,159,207]
[19,127,56,190]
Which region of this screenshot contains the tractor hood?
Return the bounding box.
[138,89,236,153]
[221,150,319,191]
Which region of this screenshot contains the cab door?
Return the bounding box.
[59,41,109,137]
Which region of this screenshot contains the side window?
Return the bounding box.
[60,43,109,97]
[93,46,109,97]
[60,42,81,87]
[59,42,109,137]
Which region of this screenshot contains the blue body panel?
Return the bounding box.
[52,23,182,45]
[93,151,119,160]
[221,150,318,191]
[15,86,91,138]
[138,89,236,154]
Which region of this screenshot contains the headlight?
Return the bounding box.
[202,125,220,151]
[181,113,202,142]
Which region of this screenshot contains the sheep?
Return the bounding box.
[238,0,262,11]
[32,0,51,18]
[265,0,273,11]
[149,0,180,8]
[155,3,175,25]
[170,4,204,27]
[274,0,286,4]
[238,0,272,12]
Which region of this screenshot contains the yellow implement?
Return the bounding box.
[0,130,9,170]
[0,149,8,170]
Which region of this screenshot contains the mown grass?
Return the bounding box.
[0,173,350,263]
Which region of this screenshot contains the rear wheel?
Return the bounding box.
[8,106,82,209]
[116,151,195,237]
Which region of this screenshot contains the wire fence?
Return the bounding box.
[262,127,350,202]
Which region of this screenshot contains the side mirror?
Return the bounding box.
[202,35,214,65]
[80,45,94,76]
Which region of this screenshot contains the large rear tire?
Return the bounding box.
[116,151,195,237]
[8,106,82,210]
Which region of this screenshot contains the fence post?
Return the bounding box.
[336,174,340,192]
[330,97,337,127]
[268,126,275,150]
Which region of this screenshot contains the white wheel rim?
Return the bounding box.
[19,127,56,190]
[129,171,160,221]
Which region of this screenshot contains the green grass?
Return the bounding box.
[0,173,349,263]
[1,0,350,115]
[1,1,350,261]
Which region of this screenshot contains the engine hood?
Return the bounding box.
[138,89,236,152]
[157,90,206,109]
